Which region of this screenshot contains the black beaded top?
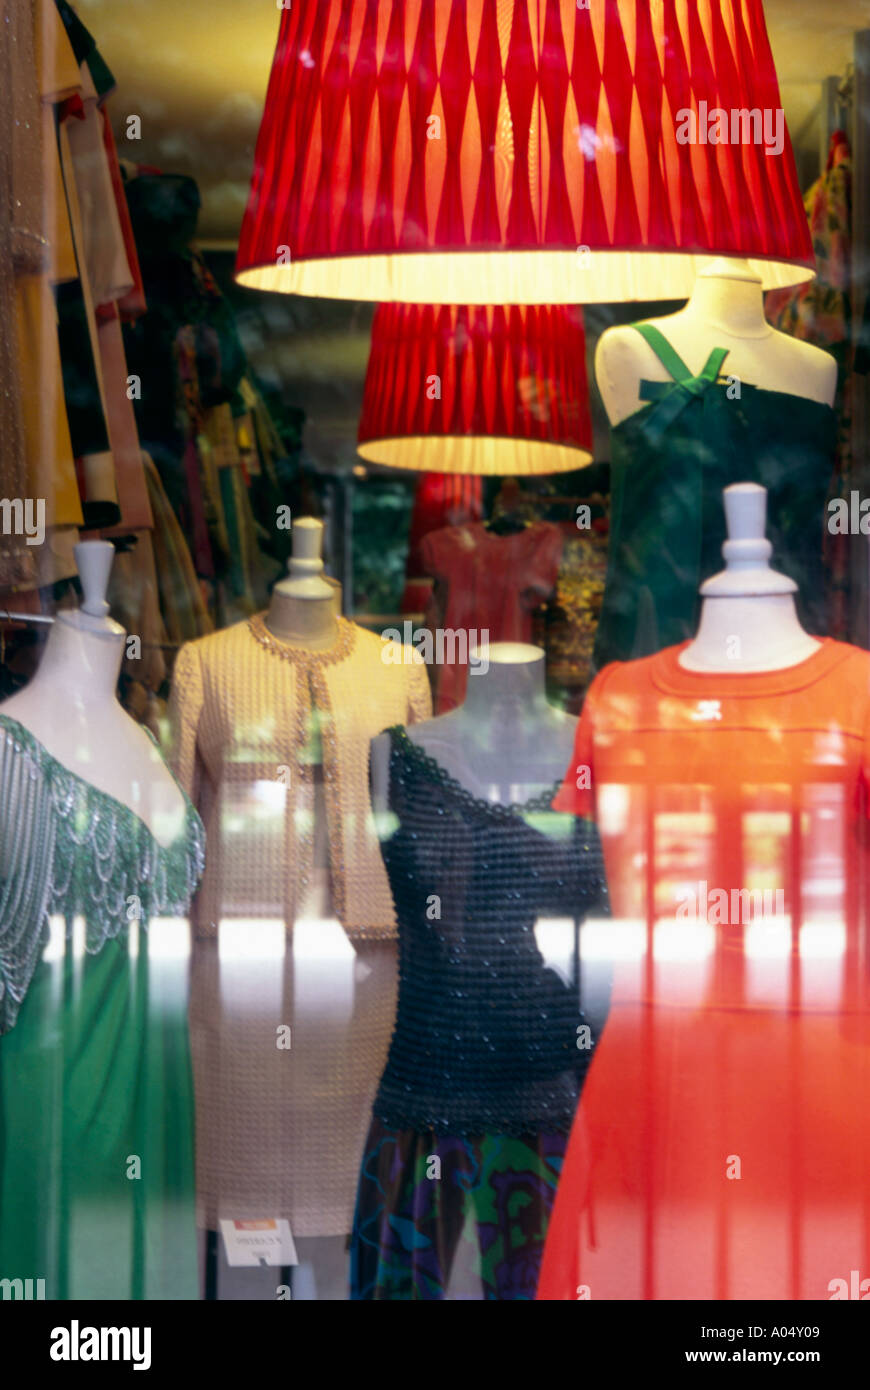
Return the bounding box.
[373,726,609,1135]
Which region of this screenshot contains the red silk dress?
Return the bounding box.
[538,640,870,1301]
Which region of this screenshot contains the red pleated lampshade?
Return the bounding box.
[357,303,593,474]
[236,0,814,303]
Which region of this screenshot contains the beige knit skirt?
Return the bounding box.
[189,930,397,1238]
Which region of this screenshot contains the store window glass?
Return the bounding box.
[2,0,870,1330]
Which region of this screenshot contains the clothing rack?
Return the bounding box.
[0,610,178,651]
[0,610,54,626]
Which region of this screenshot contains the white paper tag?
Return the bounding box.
[219,1218,298,1268]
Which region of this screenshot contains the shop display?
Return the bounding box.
[168,520,431,1259]
[538,488,870,1299]
[593,258,838,670]
[2,0,869,1321]
[0,542,203,1299]
[353,645,607,1298]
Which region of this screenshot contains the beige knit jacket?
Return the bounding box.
[167,615,432,938]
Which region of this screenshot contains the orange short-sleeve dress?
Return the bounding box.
[538,639,870,1301]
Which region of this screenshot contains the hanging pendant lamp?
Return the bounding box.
[357,302,592,475]
[236,0,814,303]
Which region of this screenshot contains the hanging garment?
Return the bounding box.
[123,173,249,600]
[0,712,204,1299]
[351,727,608,1300]
[168,620,431,1236]
[421,520,563,712]
[767,130,855,640]
[537,640,870,1301]
[0,0,45,592]
[593,324,837,670]
[546,523,609,704]
[143,452,213,649]
[402,473,484,613]
[10,0,84,592]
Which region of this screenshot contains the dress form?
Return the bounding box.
[371,641,576,810]
[265,516,338,650]
[679,483,820,673]
[596,257,837,427]
[0,541,185,847]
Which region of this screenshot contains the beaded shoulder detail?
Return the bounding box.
[385,724,564,819]
[247,612,356,667]
[0,713,205,1034]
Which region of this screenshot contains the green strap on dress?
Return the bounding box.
[633,323,730,447]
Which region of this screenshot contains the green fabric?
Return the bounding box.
[0,715,203,1299]
[593,323,838,670]
[0,934,198,1299]
[0,714,204,1033]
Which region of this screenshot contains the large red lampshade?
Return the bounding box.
[236,0,814,303]
[357,302,592,474]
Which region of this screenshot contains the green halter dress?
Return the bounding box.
[593,323,838,671]
[0,713,205,1299]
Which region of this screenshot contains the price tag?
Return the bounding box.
[219,1218,298,1268]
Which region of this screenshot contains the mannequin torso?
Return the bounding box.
[371,642,576,812]
[1,611,186,848]
[596,258,837,427]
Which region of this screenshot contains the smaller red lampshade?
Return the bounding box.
[358,303,593,476]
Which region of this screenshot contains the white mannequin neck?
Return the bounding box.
[406,642,576,800]
[679,594,820,672]
[265,516,339,650]
[0,543,186,847]
[680,258,772,340]
[265,591,338,648]
[25,609,125,704]
[679,483,821,673]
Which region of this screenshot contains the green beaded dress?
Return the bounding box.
[0,713,205,1299]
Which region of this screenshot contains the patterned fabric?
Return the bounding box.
[766,130,854,640]
[0,0,42,591]
[237,1,813,301]
[546,523,609,703]
[0,712,204,1032]
[351,1119,567,1300]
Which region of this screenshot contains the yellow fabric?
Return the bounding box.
[58,116,118,512]
[15,275,81,529]
[11,0,83,584]
[167,620,432,938]
[36,0,79,284]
